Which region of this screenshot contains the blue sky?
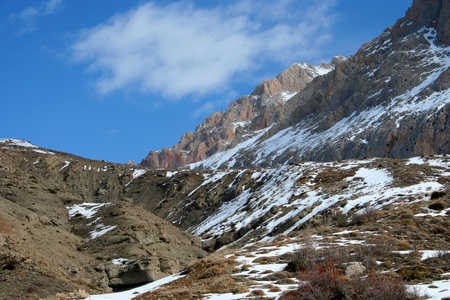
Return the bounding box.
[0,0,412,164]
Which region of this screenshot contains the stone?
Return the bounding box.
[94,264,105,272]
[106,259,166,289]
[345,263,366,277]
[420,207,437,214]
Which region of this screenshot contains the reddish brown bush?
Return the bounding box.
[297,259,348,300]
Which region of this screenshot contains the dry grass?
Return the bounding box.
[135,164,450,300]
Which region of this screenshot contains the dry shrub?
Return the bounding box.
[200,265,226,279]
[280,290,302,300]
[285,238,319,273]
[428,202,445,210]
[1,255,26,271]
[276,278,296,285]
[231,286,249,294]
[261,271,293,282]
[351,273,412,300]
[395,241,411,251]
[430,225,446,234]
[185,260,205,274]
[269,286,282,292]
[297,259,348,300]
[281,237,417,300]
[252,256,277,264]
[208,276,234,287]
[332,210,349,227]
[320,228,333,235]
[263,284,282,292]
[292,264,415,300]
[399,218,416,226]
[351,207,379,226]
[430,191,446,200]
[313,169,356,184]
[397,266,430,282]
[248,289,265,296]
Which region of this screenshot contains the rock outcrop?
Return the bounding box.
[406,0,450,43]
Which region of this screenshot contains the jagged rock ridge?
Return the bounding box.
[142,0,450,169]
[141,57,344,168]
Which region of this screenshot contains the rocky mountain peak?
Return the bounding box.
[141,58,341,168]
[250,60,335,100]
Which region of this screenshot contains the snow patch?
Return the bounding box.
[60,160,70,171]
[125,169,147,186]
[67,203,112,219]
[0,138,38,148]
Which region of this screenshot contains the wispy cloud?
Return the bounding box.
[72,0,336,99]
[9,0,63,34]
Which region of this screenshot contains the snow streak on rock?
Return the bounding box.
[185,156,448,246]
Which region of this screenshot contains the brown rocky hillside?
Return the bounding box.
[0,139,205,299]
[1,138,450,299]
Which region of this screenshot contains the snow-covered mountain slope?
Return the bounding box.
[88,227,450,300]
[163,156,450,250]
[189,19,450,169]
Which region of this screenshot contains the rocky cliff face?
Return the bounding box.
[141,58,343,168]
[406,0,450,44]
[142,0,450,169]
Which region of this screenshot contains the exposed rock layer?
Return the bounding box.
[141,59,340,168]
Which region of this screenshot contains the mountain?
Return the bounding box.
[141,0,450,169]
[2,1,450,299]
[0,139,205,299]
[2,141,450,299]
[140,57,344,168]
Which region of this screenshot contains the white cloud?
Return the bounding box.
[72,0,336,99]
[9,0,63,34]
